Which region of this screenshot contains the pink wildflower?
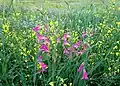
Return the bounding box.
[32,25,40,32]
[40,44,49,52]
[39,62,47,73]
[62,33,70,40]
[67,47,73,51]
[72,41,82,48]
[57,37,60,44]
[82,32,87,38]
[36,34,48,41]
[78,62,84,72]
[63,48,69,55]
[63,40,70,46]
[81,69,88,80]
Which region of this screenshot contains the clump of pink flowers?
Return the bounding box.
[32,25,91,75]
[61,32,88,58]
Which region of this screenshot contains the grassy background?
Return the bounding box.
[0,0,111,9]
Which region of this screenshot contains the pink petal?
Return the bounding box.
[57,37,60,44]
[78,62,84,72]
[63,40,70,46]
[63,48,69,55]
[82,32,87,38]
[32,25,40,32]
[72,41,82,49]
[81,69,88,80]
[40,62,47,68]
[62,33,70,40]
[36,34,48,41]
[40,68,46,73]
[39,62,47,73]
[40,44,49,52]
[67,47,73,51]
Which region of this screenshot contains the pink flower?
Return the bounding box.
[81,69,88,80]
[36,34,48,41]
[62,33,70,40]
[78,62,84,72]
[57,37,60,44]
[72,41,82,48]
[38,56,42,61]
[82,32,87,38]
[63,48,69,55]
[39,62,47,73]
[67,47,73,51]
[32,25,40,32]
[63,40,70,46]
[40,44,49,52]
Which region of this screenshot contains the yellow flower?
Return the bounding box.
[108,30,112,33]
[2,24,9,33]
[116,52,119,56]
[31,56,34,61]
[116,22,120,25]
[37,63,42,69]
[49,82,54,86]
[69,83,72,86]
[112,0,115,2]
[113,45,118,50]
[118,7,120,10]
[63,84,67,86]
[116,41,119,44]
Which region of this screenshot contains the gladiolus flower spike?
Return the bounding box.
[81,69,88,80]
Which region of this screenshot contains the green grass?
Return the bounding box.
[0,0,120,86]
[0,0,111,9]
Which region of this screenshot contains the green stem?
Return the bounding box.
[33,57,37,86]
